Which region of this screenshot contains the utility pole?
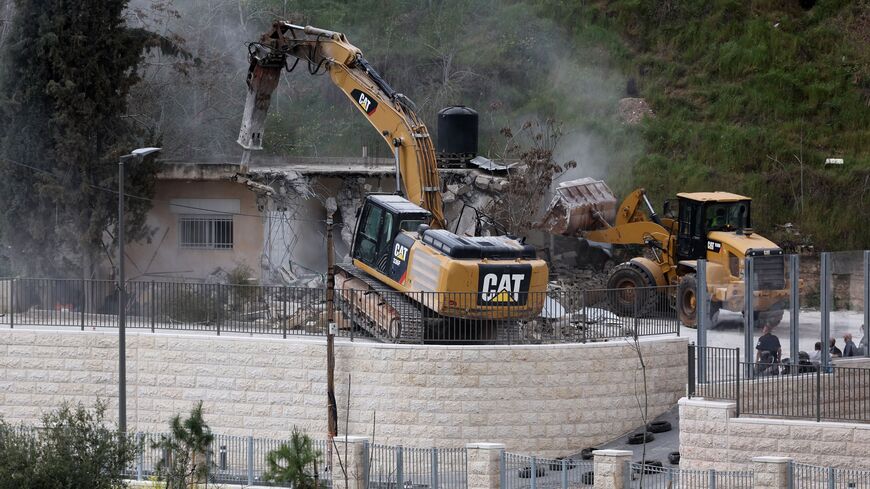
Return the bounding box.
[325,197,338,472]
[118,147,160,434]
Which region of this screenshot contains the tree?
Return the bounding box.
[486,119,576,235]
[263,427,322,488]
[0,0,183,278]
[154,400,215,488]
[0,401,137,489]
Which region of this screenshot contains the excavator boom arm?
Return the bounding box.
[238,22,445,227]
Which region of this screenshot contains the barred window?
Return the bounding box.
[179,215,233,249]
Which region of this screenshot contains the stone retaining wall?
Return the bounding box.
[679,397,870,471]
[0,329,687,455]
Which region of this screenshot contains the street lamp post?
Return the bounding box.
[118,147,160,434]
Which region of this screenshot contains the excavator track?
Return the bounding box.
[335,263,524,344]
[335,263,425,343]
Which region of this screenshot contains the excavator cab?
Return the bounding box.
[675,193,752,261]
[352,195,430,275]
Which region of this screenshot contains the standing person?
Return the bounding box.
[755,324,781,363]
[830,337,843,358]
[809,342,823,365]
[843,333,859,357]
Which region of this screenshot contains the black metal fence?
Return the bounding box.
[688,345,870,423]
[688,344,741,400]
[0,278,679,344]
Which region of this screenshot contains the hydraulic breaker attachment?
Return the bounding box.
[237,45,285,151]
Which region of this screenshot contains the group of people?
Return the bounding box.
[754,323,868,375]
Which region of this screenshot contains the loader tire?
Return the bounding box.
[606,263,656,317]
[754,308,785,328]
[677,274,699,328]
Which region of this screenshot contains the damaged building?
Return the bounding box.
[124,153,515,287]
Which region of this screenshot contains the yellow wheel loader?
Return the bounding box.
[542,178,789,328]
[238,22,548,342]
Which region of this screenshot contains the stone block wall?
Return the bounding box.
[679,397,870,471]
[0,329,687,456]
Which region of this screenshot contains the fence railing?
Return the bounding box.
[126,432,332,486]
[793,462,870,488]
[688,344,741,400]
[688,345,870,423]
[626,463,753,489]
[367,444,467,489]
[0,277,679,344]
[502,452,594,489]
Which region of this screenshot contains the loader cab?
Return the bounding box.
[675,192,752,261]
[352,195,430,274]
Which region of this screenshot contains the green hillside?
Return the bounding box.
[266,0,868,250]
[541,0,869,250]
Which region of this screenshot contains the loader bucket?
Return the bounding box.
[539,178,618,236]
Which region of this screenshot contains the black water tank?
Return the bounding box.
[436,106,478,162]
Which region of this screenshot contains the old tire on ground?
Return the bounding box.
[581,471,594,485]
[606,262,656,316]
[580,447,596,460]
[518,466,546,478]
[677,273,699,328]
[668,451,681,465]
[646,420,672,433]
[627,432,655,445]
[549,458,578,471]
[635,460,664,474]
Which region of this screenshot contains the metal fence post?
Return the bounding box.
[283,286,288,339]
[530,456,537,489]
[581,290,588,343]
[688,343,696,398]
[363,440,370,486]
[216,285,222,337]
[709,468,716,489]
[136,432,144,481]
[816,363,822,422]
[247,435,254,485]
[431,448,439,489]
[698,259,708,383]
[787,460,794,489]
[736,346,741,417]
[560,459,568,489]
[9,277,14,329]
[396,445,404,488]
[790,255,800,372]
[80,278,85,331]
[821,252,831,371]
[349,289,355,342]
[499,449,506,489]
[744,257,755,378]
[864,250,869,358]
[150,281,156,333]
[828,466,835,489]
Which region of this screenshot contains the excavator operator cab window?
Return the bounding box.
[352,197,431,274]
[354,203,384,266]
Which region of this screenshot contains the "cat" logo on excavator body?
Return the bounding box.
[351,89,378,115]
[477,264,531,306]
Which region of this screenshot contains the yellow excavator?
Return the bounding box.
[238,22,549,341]
[542,178,789,327]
